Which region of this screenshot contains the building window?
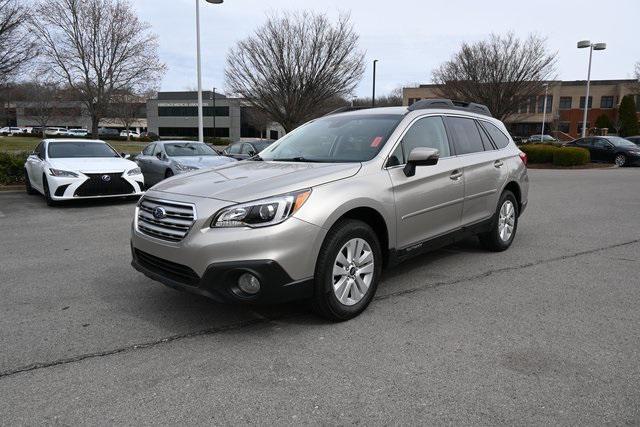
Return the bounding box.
[600,96,614,109]
[528,96,537,113]
[158,127,229,137]
[559,97,572,109]
[579,96,592,109]
[577,122,591,135]
[537,95,552,113]
[518,98,528,114]
[158,106,229,117]
[558,122,570,133]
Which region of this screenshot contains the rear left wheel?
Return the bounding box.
[479,190,518,252]
[312,219,382,321]
[615,154,627,167]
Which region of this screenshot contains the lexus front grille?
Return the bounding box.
[137,197,196,242]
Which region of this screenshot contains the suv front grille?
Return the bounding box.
[75,172,134,197]
[134,249,199,286]
[137,197,196,242]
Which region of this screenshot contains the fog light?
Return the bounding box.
[237,273,260,295]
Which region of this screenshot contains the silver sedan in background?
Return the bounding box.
[136,141,237,186]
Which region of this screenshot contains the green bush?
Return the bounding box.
[0,151,28,185]
[520,144,558,163]
[552,147,590,166]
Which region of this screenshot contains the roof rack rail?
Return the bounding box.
[323,106,370,116]
[407,98,492,117]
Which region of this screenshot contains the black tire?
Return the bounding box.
[478,190,518,252]
[311,219,382,321]
[24,170,36,195]
[165,169,174,178]
[42,175,57,206]
[614,153,627,167]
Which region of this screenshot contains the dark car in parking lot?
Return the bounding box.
[222,139,275,160]
[625,136,640,147]
[564,136,640,167]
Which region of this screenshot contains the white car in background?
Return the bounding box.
[0,127,26,136]
[120,130,140,139]
[45,127,68,136]
[65,128,89,137]
[24,139,144,206]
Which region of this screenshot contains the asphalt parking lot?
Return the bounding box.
[1,168,639,424]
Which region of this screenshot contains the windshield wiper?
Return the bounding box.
[273,156,318,162]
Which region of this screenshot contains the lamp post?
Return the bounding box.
[372,59,378,108]
[540,83,549,142]
[577,40,606,138]
[195,0,223,142]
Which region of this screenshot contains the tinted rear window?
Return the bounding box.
[480,121,511,149]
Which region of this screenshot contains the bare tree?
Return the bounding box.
[109,91,144,141]
[226,12,365,132]
[432,33,557,121]
[24,80,62,137]
[29,0,165,138]
[0,0,37,84]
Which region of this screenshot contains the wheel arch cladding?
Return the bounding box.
[503,181,522,214]
[334,206,390,267]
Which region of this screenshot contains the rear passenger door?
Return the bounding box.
[445,116,508,226]
[387,115,464,249]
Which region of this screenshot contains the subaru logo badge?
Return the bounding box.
[101,174,111,182]
[153,206,167,219]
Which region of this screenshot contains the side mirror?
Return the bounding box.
[403,147,439,177]
[123,153,131,159]
[248,150,256,157]
[156,152,163,160]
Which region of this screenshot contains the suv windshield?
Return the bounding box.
[165,143,217,157]
[259,114,403,162]
[48,141,119,158]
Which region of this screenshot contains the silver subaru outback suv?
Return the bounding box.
[131,99,529,321]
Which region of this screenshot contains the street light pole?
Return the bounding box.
[540,83,549,142]
[212,87,216,139]
[372,59,378,108]
[577,40,606,138]
[195,0,223,142]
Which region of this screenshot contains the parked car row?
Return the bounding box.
[564,136,640,166]
[1,126,145,138]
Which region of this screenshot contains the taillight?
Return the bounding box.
[519,152,528,166]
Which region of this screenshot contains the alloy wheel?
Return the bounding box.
[615,154,626,167]
[332,238,374,306]
[498,200,516,242]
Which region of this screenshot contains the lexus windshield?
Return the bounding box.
[259,114,403,162]
[48,141,119,158]
[165,143,217,157]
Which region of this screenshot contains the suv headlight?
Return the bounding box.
[211,189,311,228]
[49,168,78,178]
[127,167,142,176]
[174,163,199,172]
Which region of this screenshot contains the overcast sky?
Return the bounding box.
[133,0,640,97]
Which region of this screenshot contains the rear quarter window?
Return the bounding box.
[480,121,511,149]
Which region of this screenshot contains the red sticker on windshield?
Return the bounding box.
[371,136,382,147]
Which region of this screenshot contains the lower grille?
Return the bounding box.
[54,184,70,197]
[75,172,134,197]
[134,249,199,286]
[137,197,196,242]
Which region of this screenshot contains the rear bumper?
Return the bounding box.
[131,247,313,304]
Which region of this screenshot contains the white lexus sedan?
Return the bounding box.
[24,139,144,205]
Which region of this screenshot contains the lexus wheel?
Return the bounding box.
[42,175,57,206]
[165,169,174,178]
[479,190,518,252]
[312,219,382,321]
[615,154,627,167]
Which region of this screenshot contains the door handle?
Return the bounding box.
[450,170,463,180]
[494,160,504,168]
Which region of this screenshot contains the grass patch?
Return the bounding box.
[0,136,147,154]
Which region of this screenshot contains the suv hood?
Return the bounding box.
[171,155,237,169]
[151,161,361,203]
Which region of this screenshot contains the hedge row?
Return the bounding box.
[520,144,590,166]
[0,151,28,185]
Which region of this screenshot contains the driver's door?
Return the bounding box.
[387,115,464,250]
[25,141,46,191]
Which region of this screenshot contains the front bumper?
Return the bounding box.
[131,247,313,304]
[48,172,145,200]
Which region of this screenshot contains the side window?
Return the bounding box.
[401,116,450,159]
[475,122,495,151]
[445,117,485,155]
[34,142,44,159]
[387,143,404,167]
[480,121,511,149]
[228,143,242,154]
[152,144,163,155]
[240,143,254,154]
[142,143,155,155]
[593,139,610,149]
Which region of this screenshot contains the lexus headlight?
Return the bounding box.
[49,168,78,178]
[127,167,141,176]
[175,163,199,173]
[211,189,311,228]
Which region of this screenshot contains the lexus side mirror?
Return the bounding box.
[403,147,439,177]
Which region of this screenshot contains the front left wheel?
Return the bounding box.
[615,154,627,167]
[42,175,57,206]
[25,170,36,195]
[312,219,382,321]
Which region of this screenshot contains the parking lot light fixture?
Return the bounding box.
[196,0,223,143]
[577,40,606,138]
